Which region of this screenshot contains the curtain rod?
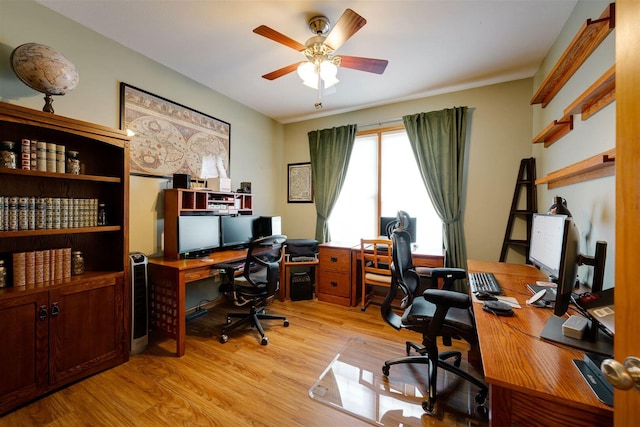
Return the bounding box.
[357,117,403,129]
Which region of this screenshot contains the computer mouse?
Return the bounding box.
[475,291,498,301]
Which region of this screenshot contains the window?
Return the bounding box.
[328,127,442,252]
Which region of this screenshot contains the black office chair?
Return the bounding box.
[380,229,487,414]
[219,234,289,345]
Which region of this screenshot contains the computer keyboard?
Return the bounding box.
[469,272,502,295]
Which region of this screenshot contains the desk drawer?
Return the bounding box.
[318,270,350,298]
[184,267,219,282]
[319,247,350,272]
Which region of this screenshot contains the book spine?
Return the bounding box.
[8,196,18,231]
[25,251,35,285]
[46,142,56,172]
[35,250,44,283]
[55,248,64,280]
[43,250,51,283]
[30,139,37,170]
[12,252,26,287]
[63,247,71,278]
[56,144,65,173]
[37,140,47,171]
[21,139,31,170]
[36,197,46,230]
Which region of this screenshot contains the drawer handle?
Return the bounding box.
[50,302,60,317]
[330,281,338,287]
[330,257,338,262]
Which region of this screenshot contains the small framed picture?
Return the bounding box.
[288,162,313,203]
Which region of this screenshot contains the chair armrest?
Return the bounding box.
[423,288,470,309]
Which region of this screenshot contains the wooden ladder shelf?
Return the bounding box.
[500,157,537,263]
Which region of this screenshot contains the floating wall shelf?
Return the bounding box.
[564,65,615,120]
[530,3,615,108]
[532,115,573,147]
[533,67,616,147]
[535,148,615,189]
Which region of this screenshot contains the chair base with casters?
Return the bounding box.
[382,337,487,413]
[220,304,289,345]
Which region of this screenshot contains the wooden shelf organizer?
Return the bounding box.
[530,3,615,108]
[535,148,615,189]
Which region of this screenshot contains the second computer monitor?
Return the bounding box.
[380,216,417,242]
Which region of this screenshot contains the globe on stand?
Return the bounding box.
[10,43,79,113]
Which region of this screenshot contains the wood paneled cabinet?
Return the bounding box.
[0,274,125,414]
[0,102,129,415]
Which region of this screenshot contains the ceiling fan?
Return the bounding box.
[253,9,388,93]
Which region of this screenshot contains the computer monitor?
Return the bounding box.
[529,213,612,355]
[220,215,258,248]
[380,216,417,242]
[178,214,220,258]
[529,213,579,317]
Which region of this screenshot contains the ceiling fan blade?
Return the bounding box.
[253,25,306,51]
[262,62,302,80]
[324,9,367,51]
[339,56,388,74]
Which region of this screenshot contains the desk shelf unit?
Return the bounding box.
[163,188,253,259]
[0,101,130,415]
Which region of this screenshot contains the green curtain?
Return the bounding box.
[308,124,357,243]
[403,107,468,291]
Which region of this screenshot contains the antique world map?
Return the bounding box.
[121,84,230,178]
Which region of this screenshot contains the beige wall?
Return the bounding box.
[531,0,615,287]
[282,79,534,262]
[2,1,614,283]
[1,0,284,257]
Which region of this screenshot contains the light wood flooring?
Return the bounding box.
[1,298,486,426]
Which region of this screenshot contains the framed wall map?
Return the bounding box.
[288,162,313,203]
[120,83,230,179]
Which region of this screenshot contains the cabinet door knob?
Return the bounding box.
[330,281,338,287]
[38,305,47,321]
[50,302,60,317]
[330,257,338,262]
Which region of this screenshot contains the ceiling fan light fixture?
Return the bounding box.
[320,60,339,88]
[297,61,318,88]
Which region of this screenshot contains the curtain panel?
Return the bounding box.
[308,124,357,243]
[403,107,469,291]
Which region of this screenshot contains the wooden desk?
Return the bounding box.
[468,260,613,427]
[148,249,247,357]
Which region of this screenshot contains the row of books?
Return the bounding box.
[16,139,78,173]
[12,248,72,287]
[0,196,100,231]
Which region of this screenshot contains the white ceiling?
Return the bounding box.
[36,0,578,124]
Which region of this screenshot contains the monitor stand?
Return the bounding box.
[540,316,613,356]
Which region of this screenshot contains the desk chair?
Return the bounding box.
[380,230,487,414]
[360,238,393,311]
[219,235,289,345]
